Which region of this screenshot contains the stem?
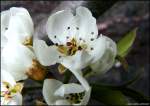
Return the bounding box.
[63,70,72,84]
[83,66,92,77]
[118,87,150,103]
[116,55,129,71]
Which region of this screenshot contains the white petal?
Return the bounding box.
[55,99,71,105]
[90,50,115,75]
[5,13,33,43]
[43,79,90,105]
[61,51,92,70]
[90,36,117,75]
[9,7,33,24]
[60,51,91,91]
[33,39,60,66]
[1,10,10,48]
[79,87,91,105]
[1,70,16,86]
[2,42,35,81]
[75,6,98,42]
[87,35,107,63]
[54,83,84,97]
[1,34,8,49]
[1,10,10,34]
[105,36,117,56]
[9,93,22,105]
[1,7,33,44]
[5,17,33,43]
[71,69,90,91]
[43,79,63,105]
[46,10,76,44]
[1,57,6,72]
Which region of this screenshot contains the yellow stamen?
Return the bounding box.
[58,45,68,55]
[23,36,33,46]
[13,83,23,93]
[58,64,67,74]
[57,38,87,56]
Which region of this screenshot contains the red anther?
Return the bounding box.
[66,42,72,46]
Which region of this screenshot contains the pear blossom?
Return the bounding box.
[1,70,23,105]
[43,79,91,105]
[1,42,46,81]
[1,7,47,81]
[33,7,117,90]
[1,7,33,48]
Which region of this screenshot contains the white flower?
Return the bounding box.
[1,42,46,81]
[1,70,23,105]
[43,79,91,105]
[1,7,33,48]
[1,7,46,81]
[33,7,117,90]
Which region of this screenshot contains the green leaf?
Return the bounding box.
[119,87,150,103]
[121,69,143,87]
[117,28,137,57]
[92,83,150,103]
[92,86,128,105]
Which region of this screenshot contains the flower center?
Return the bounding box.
[1,81,23,104]
[57,38,87,56]
[65,92,85,104]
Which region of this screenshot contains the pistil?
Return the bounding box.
[57,38,87,56]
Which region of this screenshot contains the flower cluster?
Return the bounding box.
[1,7,117,105]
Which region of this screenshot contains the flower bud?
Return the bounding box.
[26,59,47,81]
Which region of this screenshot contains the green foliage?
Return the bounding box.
[92,85,128,105]
[92,83,150,104]
[117,28,137,57]
[119,87,150,103]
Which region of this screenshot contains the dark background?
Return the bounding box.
[1,1,149,105]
